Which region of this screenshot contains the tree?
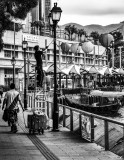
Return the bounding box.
[77,29,86,42]
[38,20,45,35]
[65,25,77,40]
[90,31,100,44]
[0,0,38,50]
[31,20,45,35]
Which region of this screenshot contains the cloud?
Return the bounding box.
[52,0,124,25]
[52,0,124,16]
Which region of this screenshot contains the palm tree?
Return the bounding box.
[6,22,22,32]
[34,21,39,35]
[31,20,45,35]
[70,25,77,40]
[38,20,45,35]
[77,29,86,42]
[65,25,71,40]
[31,21,36,34]
[64,25,77,40]
[90,31,100,44]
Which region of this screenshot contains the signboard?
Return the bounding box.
[12,18,26,25]
[81,115,91,141]
[23,34,38,43]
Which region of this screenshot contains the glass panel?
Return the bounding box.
[4,44,11,49]
[52,12,61,21]
[4,51,11,57]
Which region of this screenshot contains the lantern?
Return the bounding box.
[81,41,94,53]
[99,33,114,48]
[80,35,85,42]
[72,33,76,40]
[70,43,80,54]
[61,42,70,53]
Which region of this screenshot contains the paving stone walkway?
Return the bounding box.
[0,108,123,160]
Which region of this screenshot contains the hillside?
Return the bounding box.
[60,22,123,35]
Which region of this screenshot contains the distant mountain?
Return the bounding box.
[60,22,123,35]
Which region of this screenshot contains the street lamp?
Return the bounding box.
[48,11,54,36]
[49,3,62,131]
[22,39,28,109]
[11,56,16,84]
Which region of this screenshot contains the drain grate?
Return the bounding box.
[18,118,60,160]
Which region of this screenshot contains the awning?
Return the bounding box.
[84,66,99,74]
[97,66,111,75]
[90,90,124,98]
[0,65,22,69]
[43,63,66,74]
[115,68,124,75]
[61,64,81,75]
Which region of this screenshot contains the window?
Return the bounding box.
[4,68,18,75]
[56,50,59,54]
[29,53,33,59]
[4,44,11,49]
[62,57,66,62]
[22,52,28,59]
[4,51,11,57]
[47,55,50,60]
[47,49,50,53]
[56,55,59,61]
[12,51,18,58]
[4,69,12,74]
[29,47,33,51]
[12,45,18,50]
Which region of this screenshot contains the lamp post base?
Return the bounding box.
[52,128,59,132]
[52,111,59,132]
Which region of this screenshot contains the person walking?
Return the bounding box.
[2,83,24,133]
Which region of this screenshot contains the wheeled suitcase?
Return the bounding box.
[28,111,48,134]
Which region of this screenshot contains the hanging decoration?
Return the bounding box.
[99,33,114,48]
[71,33,76,40]
[80,35,85,42]
[70,43,80,54]
[81,41,94,53]
[61,42,70,54]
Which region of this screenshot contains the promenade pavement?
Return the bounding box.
[0,108,123,160]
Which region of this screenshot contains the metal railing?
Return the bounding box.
[46,100,124,154]
[25,91,124,156]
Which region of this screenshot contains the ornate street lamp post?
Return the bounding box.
[22,39,28,109]
[11,56,16,84]
[48,3,62,131]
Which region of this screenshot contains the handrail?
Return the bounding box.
[26,93,124,154]
[26,93,124,127]
[58,103,124,127]
[46,100,124,153]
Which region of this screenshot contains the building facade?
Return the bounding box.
[0,29,107,89]
[31,0,51,23]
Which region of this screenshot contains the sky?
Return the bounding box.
[51,0,124,26]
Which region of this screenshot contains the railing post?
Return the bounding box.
[79,113,82,136]
[47,101,49,118]
[30,96,32,108]
[91,115,94,142]
[51,103,53,119]
[63,106,65,127]
[70,109,73,131]
[104,120,109,150]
